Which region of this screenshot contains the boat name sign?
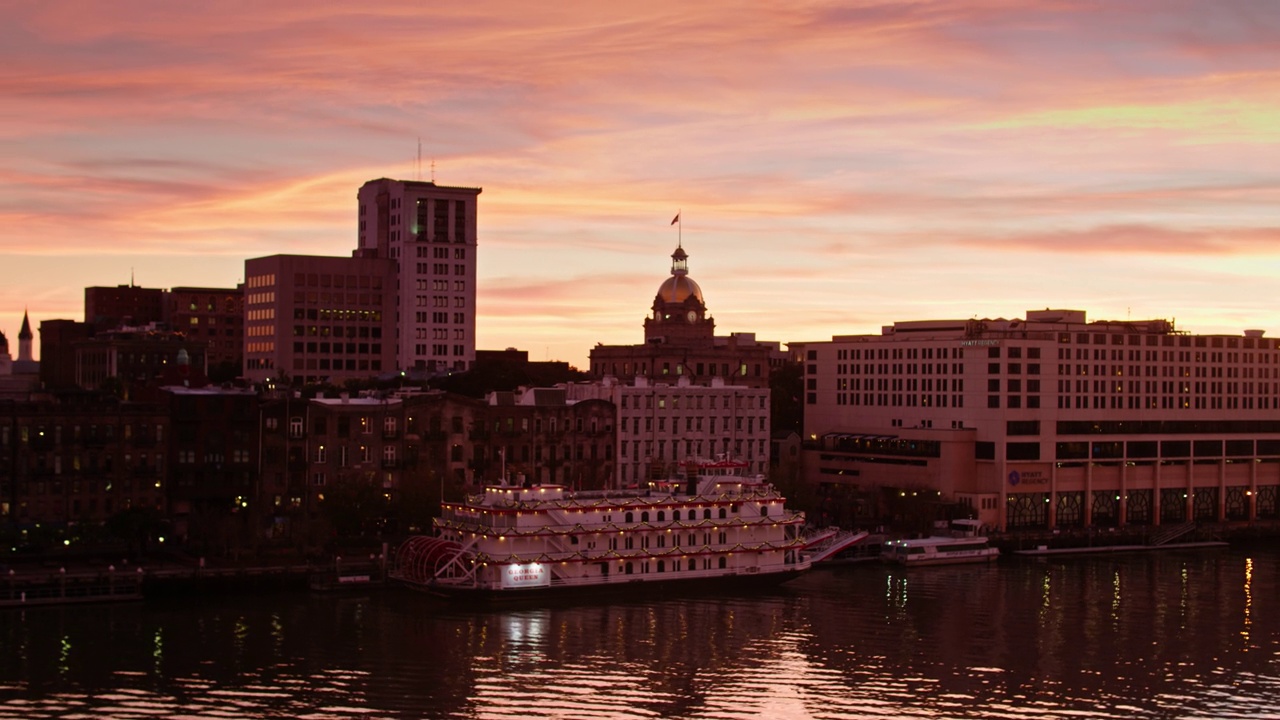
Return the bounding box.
[502,562,550,589]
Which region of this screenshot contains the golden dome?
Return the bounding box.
[657,275,703,304]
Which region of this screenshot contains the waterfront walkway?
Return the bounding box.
[1,556,385,607]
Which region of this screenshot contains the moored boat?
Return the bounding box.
[390,457,812,599]
[882,519,1000,566]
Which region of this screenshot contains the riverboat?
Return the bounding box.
[882,519,1000,567]
[390,458,812,599]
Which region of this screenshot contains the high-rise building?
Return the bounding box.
[801,308,1280,532]
[356,178,482,374]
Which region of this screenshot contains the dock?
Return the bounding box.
[2,567,144,607]
[1,557,386,607]
[1014,541,1229,557]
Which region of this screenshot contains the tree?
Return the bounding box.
[321,474,387,540]
[386,471,443,536]
[105,506,167,558]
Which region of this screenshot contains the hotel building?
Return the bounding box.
[802,309,1280,531]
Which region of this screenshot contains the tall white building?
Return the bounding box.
[356,179,482,374]
[801,309,1280,531]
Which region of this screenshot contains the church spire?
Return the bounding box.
[17,309,32,362]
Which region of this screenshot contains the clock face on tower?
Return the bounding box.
[687,311,697,323]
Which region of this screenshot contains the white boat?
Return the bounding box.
[390,457,813,599]
[882,519,1000,566]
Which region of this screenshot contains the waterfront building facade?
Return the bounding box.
[256,390,488,541]
[0,397,170,526]
[164,385,259,544]
[356,178,482,374]
[568,376,770,486]
[481,386,615,489]
[802,309,1280,531]
[242,254,397,386]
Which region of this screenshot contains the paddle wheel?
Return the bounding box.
[392,536,477,588]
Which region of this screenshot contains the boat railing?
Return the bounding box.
[450,486,785,513]
[434,509,810,538]
[472,534,813,566]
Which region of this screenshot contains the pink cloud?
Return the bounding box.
[4,1,1280,368]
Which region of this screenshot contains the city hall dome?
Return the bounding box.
[654,245,704,304]
[657,275,703,304]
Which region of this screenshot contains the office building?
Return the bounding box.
[802,309,1280,531]
[243,254,397,386]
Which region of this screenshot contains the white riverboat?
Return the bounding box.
[390,458,813,599]
[882,519,1000,567]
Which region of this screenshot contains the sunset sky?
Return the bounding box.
[4,1,1279,368]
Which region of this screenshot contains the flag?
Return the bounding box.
[671,212,680,225]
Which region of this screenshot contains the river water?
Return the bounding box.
[1,546,1278,719]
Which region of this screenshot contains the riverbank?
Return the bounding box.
[1,555,386,607]
[990,518,1280,555]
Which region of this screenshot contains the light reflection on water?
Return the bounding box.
[1,548,1279,718]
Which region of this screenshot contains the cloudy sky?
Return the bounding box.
[3,1,1279,366]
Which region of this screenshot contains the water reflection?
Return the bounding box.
[1,549,1279,718]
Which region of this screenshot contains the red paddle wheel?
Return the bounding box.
[393,536,474,587]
